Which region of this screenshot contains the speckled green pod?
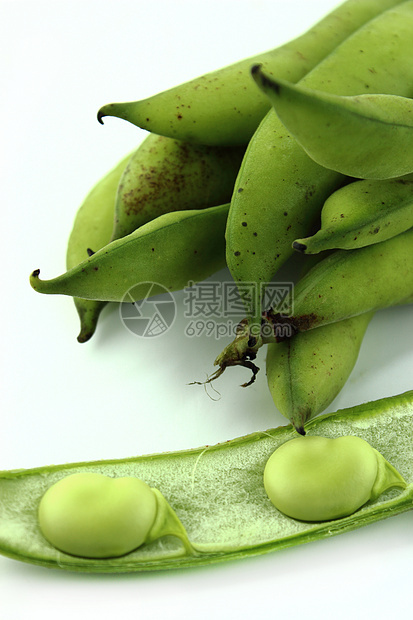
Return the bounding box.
[263,227,413,340]
[226,2,413,328]
[293,177,413,253]
[111,133,244,241]
[97,0,401,145]
[214,228,413,381]
[66,153,132,342]
[254,74,413,179]
[0,391,412,572]
[266,312,374,434]
[30,204,229,302]
[68,134,243,342]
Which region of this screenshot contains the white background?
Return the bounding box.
[1,0,412,618]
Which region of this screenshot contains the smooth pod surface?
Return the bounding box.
[293,178,413,253]
[0,391,412,572]
[97,0,402,145]
[253,73,413,179]
[30,204,229,302]
[38,473,157,558]
[266,312,373,433]
[263,435,406,521]
[66,152,132,342]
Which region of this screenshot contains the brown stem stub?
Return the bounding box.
[262,309,319,341]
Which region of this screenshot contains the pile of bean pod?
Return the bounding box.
[10,0,411,572]
[30,0,413,434]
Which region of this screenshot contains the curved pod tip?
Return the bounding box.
[250,63,263,76]
[29,269,54,295]
[292,241,308,253]
[97,108,106,125]
[250,64,278,93]
[30,269,41,289]
[97,104,119,125]
[76,324,96,344]
[97,103,127,126]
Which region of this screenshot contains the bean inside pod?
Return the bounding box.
[263,435,406,522]
[38,472,194,559]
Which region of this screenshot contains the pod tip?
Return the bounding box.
[29,269,42,292]
[251,64,267,88]
[251,66,282,95]
[295,425,306,436]
[292,241,308,253]
[250,63,262,76]
[77,329,94,344]
[97,109,105,125]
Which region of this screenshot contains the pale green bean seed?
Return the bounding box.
[38,473,157,558]
[263,436,406,522]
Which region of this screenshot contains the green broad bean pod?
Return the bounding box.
[266,312,374,434]
[213,227,413,383]
[67,134,243,342]
[293,177,413,254]
[66,134,244,342]
[110,134,244,242]
[253,74,413,180]
[30,204,229,302]
[261,227,413,341]
[66,152,132,342]
[225,1,413,330]
[97,0,402,146]
[0,391,411,572]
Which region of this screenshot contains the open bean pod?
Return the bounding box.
[0,391,411,572]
